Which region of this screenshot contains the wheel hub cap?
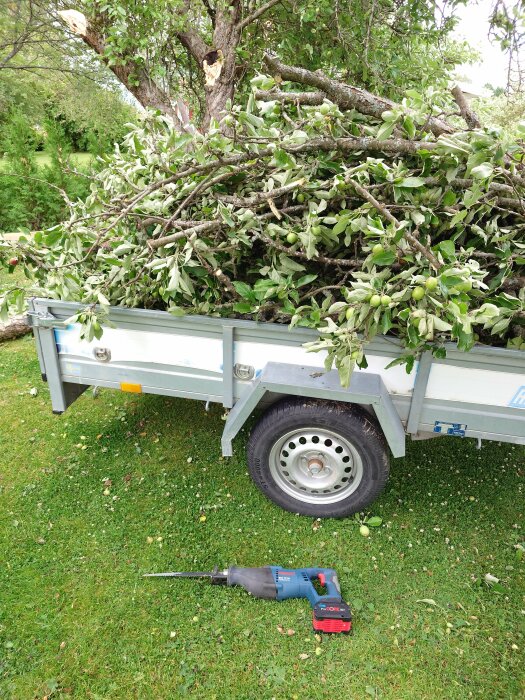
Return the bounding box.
[269,427,364,505]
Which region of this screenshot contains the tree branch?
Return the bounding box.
[348,179,443,270]
[263,53,454,137]
[216,178,305,207]
[238,0,283,31]
[254,89,326,105]
[57,10,193,132]
[451,86,481,129]
[148,221,220,249]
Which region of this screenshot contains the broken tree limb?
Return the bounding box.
[0,315,31,342]
[263,52,455,137]
[451,86,482,129]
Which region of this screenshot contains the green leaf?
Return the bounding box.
[471,162,493,179]
[366,516,383,527]
[44,229,62,246]
[233,281,253,299]
[410,211,425,226]
[372,250,396,266]
[233,302,252,313]
[296,274,317,288]
[169,306,185,317]
[442,190,457,206]
[403,116,416,139]
[398,177,426,188]
[381,309,393,334]
[438,240,455,259]
[272,148,295,169]
[376,121,396,140]
[333,216,350,235]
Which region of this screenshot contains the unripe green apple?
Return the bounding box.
[411,286,425,301]
[380,295,391,306]
[370,294,382,308]
[359,525,370,537]
[425,277,439,291]
[311,225,322,235]
[286,232,298,244]
[319,103,331,115]
[345,307,355,321]
[350,350,360,360]
[372,243,384,255]
[296,193,305,203]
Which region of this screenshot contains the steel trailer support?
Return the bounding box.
[221,362,406,458]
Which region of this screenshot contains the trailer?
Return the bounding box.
[28,297,525,518]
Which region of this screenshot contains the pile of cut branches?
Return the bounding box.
[1,55,524,383]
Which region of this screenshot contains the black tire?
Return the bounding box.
[247,397,390,518]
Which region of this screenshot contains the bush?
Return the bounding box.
[0,110,92,232]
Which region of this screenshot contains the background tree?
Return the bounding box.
[55,0,473,130]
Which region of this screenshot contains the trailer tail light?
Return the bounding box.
[120,382,142,393]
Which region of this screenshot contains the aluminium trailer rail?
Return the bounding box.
[28,297,525,457]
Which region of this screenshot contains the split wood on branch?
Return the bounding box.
[263,53,454,137]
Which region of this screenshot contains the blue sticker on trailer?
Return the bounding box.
[434,421,467,437]
[54,326,75,354]
[509,386,525,409]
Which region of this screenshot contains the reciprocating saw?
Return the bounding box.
[144,565,352,633]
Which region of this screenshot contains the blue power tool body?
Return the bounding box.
[144,565,352,633]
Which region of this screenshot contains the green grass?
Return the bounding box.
[0,338,523,700]
[0,152,94,171]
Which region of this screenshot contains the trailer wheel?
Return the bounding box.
[247,398,390,518]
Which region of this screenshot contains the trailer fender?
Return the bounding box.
[221,362,406,458]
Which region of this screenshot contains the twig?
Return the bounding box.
[238,0,283,30]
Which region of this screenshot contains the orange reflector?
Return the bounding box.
[120,382,142,393]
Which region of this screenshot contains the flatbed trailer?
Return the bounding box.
[28,297,525,518]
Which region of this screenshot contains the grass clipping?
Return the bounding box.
[1,74,524,385]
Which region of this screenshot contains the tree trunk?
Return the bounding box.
[0,315,31,342]
[201,4,241,128]
[59,10,191,132]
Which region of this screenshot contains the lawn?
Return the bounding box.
[0,152,93,171]
[0,336,523,699]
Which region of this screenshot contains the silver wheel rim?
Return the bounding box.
[268,427,364,505]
